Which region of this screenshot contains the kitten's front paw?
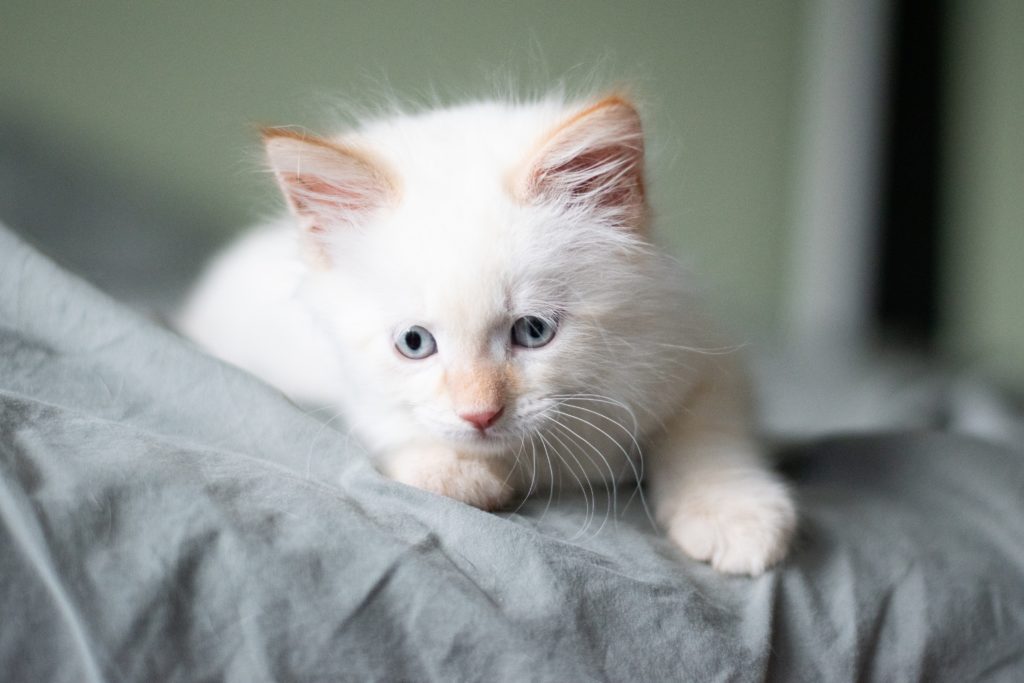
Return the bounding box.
[386,447,515,511]
[666,475,796,576]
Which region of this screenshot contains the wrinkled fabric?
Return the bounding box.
[1,223,1023,682]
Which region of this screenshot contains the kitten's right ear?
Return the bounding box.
[262,129,397,258]
[516,96,647,230]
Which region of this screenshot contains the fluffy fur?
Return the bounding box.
[178,94,796,575]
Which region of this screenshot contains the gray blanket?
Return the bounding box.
[2,223,1023,682]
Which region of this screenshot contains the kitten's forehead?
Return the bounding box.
[356,100,567,170]
[365,195,582,325]
[400,225,516,316]
[366,208,550,335]
[342,100,574,207]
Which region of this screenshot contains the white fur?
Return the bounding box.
[178,95,795,575]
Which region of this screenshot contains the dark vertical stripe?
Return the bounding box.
[874,0,947,346]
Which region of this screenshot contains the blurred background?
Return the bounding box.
[2,1,1022,432]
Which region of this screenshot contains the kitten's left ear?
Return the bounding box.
[517,96,646,230]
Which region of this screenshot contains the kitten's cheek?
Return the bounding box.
[384,446,515,511]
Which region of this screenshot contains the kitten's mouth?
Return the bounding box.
[464,426,506,443]
[445,424,519,454]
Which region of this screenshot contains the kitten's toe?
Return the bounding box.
[388,448,515,511]
[666,478,796,576]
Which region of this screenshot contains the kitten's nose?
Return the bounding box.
[459,406,504,431]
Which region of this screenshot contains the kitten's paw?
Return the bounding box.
[386,447,515,511]
[666,475,796,576]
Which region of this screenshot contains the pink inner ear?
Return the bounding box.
[539,147,639,207]
[522,98,646,221]
[281,172,381,215]
[264,131,396,237]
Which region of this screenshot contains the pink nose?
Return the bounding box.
[459,406,504,431]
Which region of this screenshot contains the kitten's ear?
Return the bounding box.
[262,129,396,260]
[518,96,646,229]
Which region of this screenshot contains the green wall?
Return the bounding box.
[942,0,1024,385]
[0,1,804,334]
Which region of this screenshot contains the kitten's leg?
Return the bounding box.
[646,366,796,575]
[384,446,517,511]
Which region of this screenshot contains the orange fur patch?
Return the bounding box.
[445,363,515,412]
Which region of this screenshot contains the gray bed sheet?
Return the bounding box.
[2,222,1023,682]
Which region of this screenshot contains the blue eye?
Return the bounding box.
[511,316,556,348]
[395,325,437,359]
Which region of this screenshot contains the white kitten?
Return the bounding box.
[178,94,796,575]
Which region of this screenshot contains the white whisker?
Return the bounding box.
[545,418,616,537]
[535,429,592,540]
[497,433,527,501]
[552,406,655,531]
[547,393,658,531]
[304,408,349,480]
[535,430,557,523]
[539,417,599,535]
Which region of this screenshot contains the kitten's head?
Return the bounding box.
[263,96,672,455]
